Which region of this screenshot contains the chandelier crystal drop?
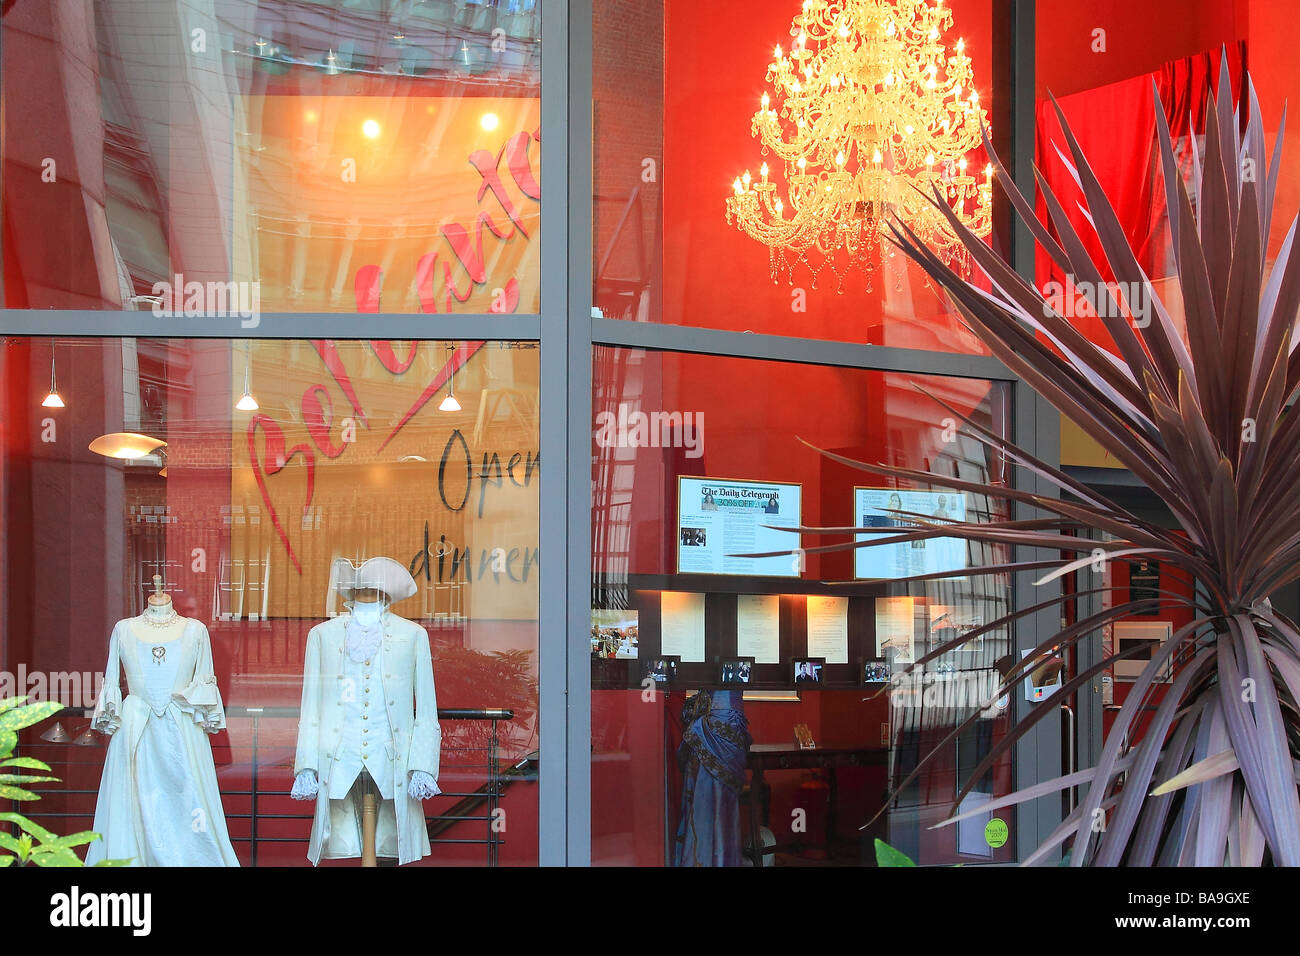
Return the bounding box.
[725,0,993,291]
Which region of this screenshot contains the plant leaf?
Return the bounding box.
[0,701,64,734]
[873,839,916,867]
[1150,749,1240,796]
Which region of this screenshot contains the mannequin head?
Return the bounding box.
[346,586,389,626]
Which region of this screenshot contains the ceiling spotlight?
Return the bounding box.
[480,112,500,132]
[42,347,64,408]
[236,342,259,411]
[362,119,381,139]
[440,342,462,412]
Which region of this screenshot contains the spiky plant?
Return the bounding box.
[797,55,1300,865]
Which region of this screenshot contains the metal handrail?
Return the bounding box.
[1061,703,1077,814]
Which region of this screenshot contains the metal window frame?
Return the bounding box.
[0,0,1059,867]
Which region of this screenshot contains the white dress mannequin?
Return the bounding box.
[85,584,239,867]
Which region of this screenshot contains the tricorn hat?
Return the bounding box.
[332,556,418,604]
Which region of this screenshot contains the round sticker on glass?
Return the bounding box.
[984,817,1009,849]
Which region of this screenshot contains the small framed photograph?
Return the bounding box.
[793,657,825,686]
[643,655,679,685]
[591,609,639,660]
[719,657,754,685]
[863,658,891,684]
[680,527,707,548]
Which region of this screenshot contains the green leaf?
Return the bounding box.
[0,696,29,714]
[0,701,64,733]
[0,774,59,786]
[0,731,17,757]
[92,857,135,867]
[32,847,84,868]
[0,855,13,867]
[0,832,22,853]
[0,756,51,772]
[0,785,40,801]
[874,838,917,867]
[44,831,99,849]
[0,812,56,842]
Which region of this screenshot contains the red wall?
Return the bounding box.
[1035,0,1247,98]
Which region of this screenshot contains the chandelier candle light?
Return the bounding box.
[725,0,993,290]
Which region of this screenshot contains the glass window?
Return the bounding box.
[2,337,540,865]
[590,346,1015,866]
[593,0,1001,352]
[2,1,541,313]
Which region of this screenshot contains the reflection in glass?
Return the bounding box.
[2,337,540,865]
[3,2,541,313]
[593,0,997,351]
[591,346,1015,866]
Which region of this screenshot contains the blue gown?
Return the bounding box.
[673,690,752,866]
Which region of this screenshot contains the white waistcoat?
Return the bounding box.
[329,643,395,800]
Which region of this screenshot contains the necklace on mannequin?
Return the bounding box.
[140,606,179,627]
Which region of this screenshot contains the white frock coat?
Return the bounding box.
[294,612,442,865]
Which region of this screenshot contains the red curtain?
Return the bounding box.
[1033,44,1246,352]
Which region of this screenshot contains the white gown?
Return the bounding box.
[84,617,239,866]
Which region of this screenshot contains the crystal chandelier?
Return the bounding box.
[725,0,993,291]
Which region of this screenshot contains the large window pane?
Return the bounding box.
[1,337,540,865]
[3,1,541,313]
[590,346,1015,866]
[593,0,1001,352]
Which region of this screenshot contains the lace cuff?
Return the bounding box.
[291,770,319,801]
[175,675,225,733]
[408,770,441,800]
[91,686,122,736]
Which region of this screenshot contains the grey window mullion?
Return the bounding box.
[560,0,594,869]
[590,316,1015,381]
[537,0,580,867]
[0,311,541,341]
[1002,0,1062,865]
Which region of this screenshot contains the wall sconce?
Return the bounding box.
[88,433,167,460]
